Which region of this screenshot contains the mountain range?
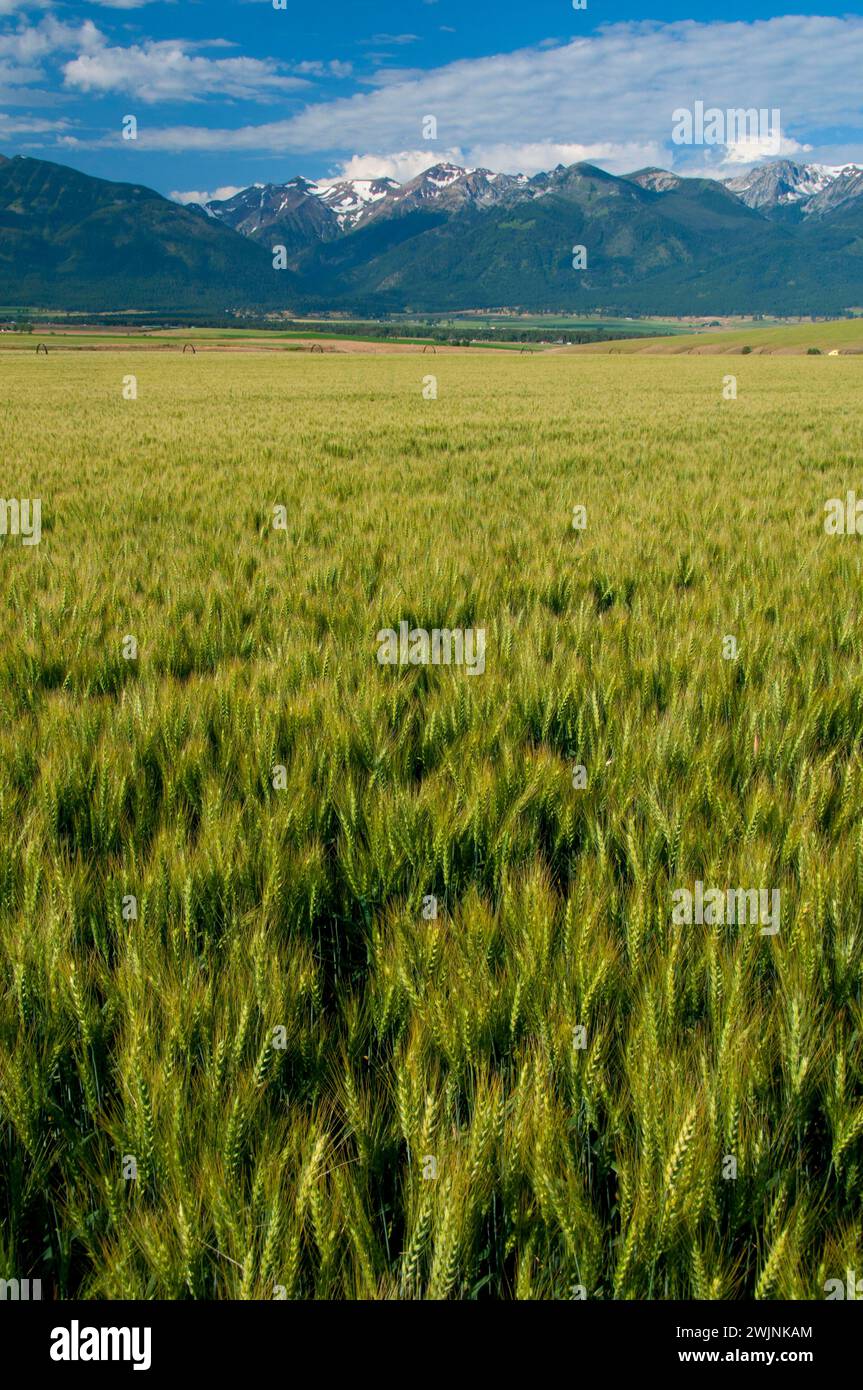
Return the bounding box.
[725,160,863,222]
[2,154,863,316]
[202,165,533,243]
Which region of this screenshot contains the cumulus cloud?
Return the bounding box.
[0,14,355,106]
[331,149,467,182]
[721,133,813,166]
[0,16,102,97]
[169,186,245,205]
[109,16,863,173]
[62,40,310,102]
[0,17,102,65]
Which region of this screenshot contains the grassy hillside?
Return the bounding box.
[1,352,862,1300]
[560,317,863,354]
[0,156,289,311]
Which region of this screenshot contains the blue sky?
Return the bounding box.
[3,1,863,201]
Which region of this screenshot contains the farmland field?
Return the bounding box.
[1,351,862,1300]
[562,317,863,355]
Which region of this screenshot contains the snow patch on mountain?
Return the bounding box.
[310,177,400,228]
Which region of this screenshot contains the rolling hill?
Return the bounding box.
[0,155,295,311]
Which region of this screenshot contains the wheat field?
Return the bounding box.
[1,351,861,1300]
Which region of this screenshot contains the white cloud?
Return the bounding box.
[111,16,863,171]
[0,61,44,89]
[331,149,466,182]
[0,112,72,134]
[0,17,309,113]
[360,66,427,88]
[721,133,813,167]
[0,0,50,12]
[328,142,666,182]
[0,17,102,65]
[360,34,420,46]
[62,40,310,102]
[294,59,353,79]
[0,16,102,96]
[465,141,667,177]
[169,186,244,205]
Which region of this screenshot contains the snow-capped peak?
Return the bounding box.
[306,176,401,228]
[724,160,863,217]
[421,162,472,188]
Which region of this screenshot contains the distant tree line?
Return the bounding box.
[35,311,664,347]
